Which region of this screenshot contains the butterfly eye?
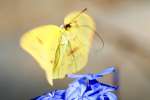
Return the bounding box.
[64,23,71,30]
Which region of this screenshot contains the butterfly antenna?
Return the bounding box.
[79,25,104,51]
[69,8,87,24]
[94,30,104,50]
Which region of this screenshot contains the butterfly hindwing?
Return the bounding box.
[52,11,95,79]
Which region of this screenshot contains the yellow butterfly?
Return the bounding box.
[20,8,95,85]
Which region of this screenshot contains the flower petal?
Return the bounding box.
[68,67,116,80]
[105,92,118,100]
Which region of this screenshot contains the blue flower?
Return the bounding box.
[32,67,118,100]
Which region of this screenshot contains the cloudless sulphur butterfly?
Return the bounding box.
[20,8,96,85]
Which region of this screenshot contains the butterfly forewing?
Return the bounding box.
[20,25,62,85]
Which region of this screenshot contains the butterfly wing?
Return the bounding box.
[53,11,96,79]
[20,25,62,85]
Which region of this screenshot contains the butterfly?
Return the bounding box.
[20,8,96,85]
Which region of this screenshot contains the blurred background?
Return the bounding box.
[0,0,150,100]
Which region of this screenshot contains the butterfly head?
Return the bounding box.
[60,23,72,31]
